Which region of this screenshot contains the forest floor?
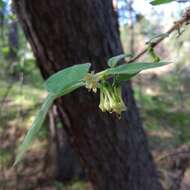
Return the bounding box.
[0,66,190,190]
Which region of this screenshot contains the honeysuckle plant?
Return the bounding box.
[12,0,190,169]
[14,53,171,166]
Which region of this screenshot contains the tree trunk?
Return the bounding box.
[8,21,19,60]
[13,0,163,189]
[48,106,84,181]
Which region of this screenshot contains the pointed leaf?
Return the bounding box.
[106,62,171,76]
[107,53,132,68]
[116,73,139,82]
[57,81,85,96]
[44,63,91,95]
[14,94,55,166]
[14,81,84,166]
[150,0,174,5]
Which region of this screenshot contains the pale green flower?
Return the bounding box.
[98,82,127,117]
[84,71,99,93]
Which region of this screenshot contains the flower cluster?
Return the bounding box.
[84,72,99,93]
[84,71,127,116]
[99,82,126,116]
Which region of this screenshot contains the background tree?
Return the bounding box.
[12,0,163,190]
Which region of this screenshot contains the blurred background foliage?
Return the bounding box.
[0,0,190,189]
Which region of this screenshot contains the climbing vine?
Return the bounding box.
[14,2,190,166]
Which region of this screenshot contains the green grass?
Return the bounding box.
[134,73,190,148]
[0,77,47,168]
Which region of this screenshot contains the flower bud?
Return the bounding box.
[84,71,99,92]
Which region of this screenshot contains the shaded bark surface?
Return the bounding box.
[13,0,164,190]
[48,106,84,181]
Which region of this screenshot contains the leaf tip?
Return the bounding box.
[13,152,23,167]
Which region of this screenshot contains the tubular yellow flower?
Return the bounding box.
[99,88,106,112]
[98,82,126,116]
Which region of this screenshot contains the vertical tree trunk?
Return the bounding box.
[48,106,84,182]
[54,125,84,181]
[127,0,135,54]
[13,0,163,189]
[8,21,19,60]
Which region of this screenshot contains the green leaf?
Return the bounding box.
[14,81,84,166]
[14,82,84,166]
[106,62,171,76]
[116,73,139,82]
[57,81,85,96]
[14,94,56,166]
[107,53,132,68]
[150,0,174,5]
[44,63,91,95]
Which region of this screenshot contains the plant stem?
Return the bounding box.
[127,7,190,63]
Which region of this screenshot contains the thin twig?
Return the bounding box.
[127,7,190,63]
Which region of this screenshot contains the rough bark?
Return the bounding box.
[13,0,163,190]
[48,106,84,181]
